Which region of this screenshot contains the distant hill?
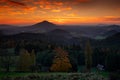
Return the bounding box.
[28,21,57,33]
[102,30,119,37]
[0,29,91,45]
[46,29,72,38]
[0,30,3,38]
[100,32,120,46]
[106,32,120,41]
[45,29,74,45]
[0,21,58,35]
[0,33,46,41]
[108,25,120,28]
[32,20,56,27]
[0,21,120,39]
[0,24,16,29]
[105,25,120,32]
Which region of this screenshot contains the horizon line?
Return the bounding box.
[0,20,120,27]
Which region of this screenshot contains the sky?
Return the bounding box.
[0,0,120,25]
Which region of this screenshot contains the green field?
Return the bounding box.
[0,71,109,80]
[0,72,67,78]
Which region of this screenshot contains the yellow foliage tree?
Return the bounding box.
[50,47,72,72]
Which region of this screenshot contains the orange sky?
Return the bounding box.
[0,0,120,25]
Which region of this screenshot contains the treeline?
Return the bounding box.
[0,39,120,72]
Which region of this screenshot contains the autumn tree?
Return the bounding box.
[50,47,72,72]
[84,40,93,72]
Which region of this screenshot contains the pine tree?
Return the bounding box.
[85,40,93,72]
[30,49,36,66]
[30,49,36,72]
[50,47,72,72]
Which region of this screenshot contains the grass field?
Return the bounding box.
[0,71,109,80]
[0,72,67,78]
[0,66,109,80]
[78,66,109,77]
[0,65,110,80]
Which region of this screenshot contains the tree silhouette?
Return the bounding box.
[0,49,15,72]
[30,49,36,72]
[84,40,92,72]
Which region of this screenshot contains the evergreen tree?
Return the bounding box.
[30,49,36,72]
[0,49,14,72]
[84,40,92,72]
[30,49,36,66]
[105,49,120,71]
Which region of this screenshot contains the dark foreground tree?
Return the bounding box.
[30,49,36,72]
[84,40,93,72]
[0,49,15,72]
[18,49,31,71]
[105,50,120,71]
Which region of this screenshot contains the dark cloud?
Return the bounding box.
[7,0,26,6]
[1,0,120,8]
[0,0,26,6]
[105,17,120,21]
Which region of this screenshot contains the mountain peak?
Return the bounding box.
[34,20,56,27]
[41,20,51,23]
[108,24,120,28]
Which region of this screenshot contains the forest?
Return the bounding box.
[0,38,120,80]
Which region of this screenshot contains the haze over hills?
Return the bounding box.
[0,21,57,35]
[99,32,120,47]
[106,32,120,41]
[0,21,120,46]
[45,29,75,45]
[101,30,119,37]
[0,21,120,39]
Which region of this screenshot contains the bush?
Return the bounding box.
[109,71,120,80]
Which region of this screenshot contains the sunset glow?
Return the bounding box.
[0,0,120,25]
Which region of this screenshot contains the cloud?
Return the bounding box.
[33,0,72,12]
[0,0,26,7]
[54,2,63,6]
[34,0,63,5]
[51,9,61,12]
[66,13,77,17]
[6,0,26,6]
[62,7,72,10]
[0,0,120,25]
[40,5,52,10]
[76,0,91,3]
[34,1,64,10]
[51,7,72,13]
[104,17,120,21]
[24,6,37,11]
